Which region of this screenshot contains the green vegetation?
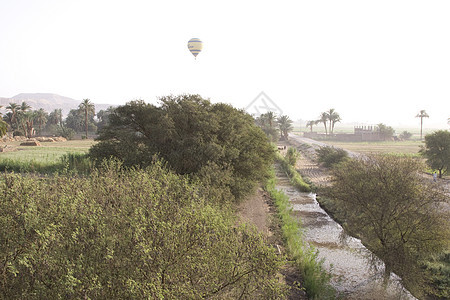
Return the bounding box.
[399,130,413,140]
[321,140,423,155]
[277,150,311,193]
[0,140,95,173]
[0,160,287,299]
[90,95,275,202]
[328,154,449,298]
[265,169,334,299]
[315,146,349,168]
[420,130,450,178]
[255,112,280,142]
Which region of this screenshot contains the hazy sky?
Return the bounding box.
[0,0,449,128]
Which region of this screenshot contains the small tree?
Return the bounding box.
[376,123,395,140]
[306,120,317,132]
[315,146,348,168]
[330,154,449,297]
[420,130,450,178]
[277,115,293,140]
[399,130,412,140]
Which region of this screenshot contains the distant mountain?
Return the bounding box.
[0,93,114,116]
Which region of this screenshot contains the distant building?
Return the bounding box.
[304,125,384,142]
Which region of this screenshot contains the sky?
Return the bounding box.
[0,0,449,128]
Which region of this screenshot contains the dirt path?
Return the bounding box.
[236,187,307,299]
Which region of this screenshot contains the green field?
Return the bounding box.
[0,139,96,163]
[320,140,424,155]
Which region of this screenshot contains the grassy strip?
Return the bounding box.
[0,153,93,175]
[276,152,311,192]
[265,168,335,299]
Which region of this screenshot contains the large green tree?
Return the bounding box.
[420,130,450,178]
[90,95,275,201]
[330,154,449,297]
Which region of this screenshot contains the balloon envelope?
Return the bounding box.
[187,38,202,58]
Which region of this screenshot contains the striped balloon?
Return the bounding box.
[187,38,202,59]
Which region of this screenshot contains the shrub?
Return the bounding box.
[0,161,287,299]
[315,146,348,168]
[399,131,413,140]
[286,147,300,166]
[277,152,311,193]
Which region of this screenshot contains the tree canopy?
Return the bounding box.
[420,130,450,178]
[89,95,275,201]
[329,154,449,297]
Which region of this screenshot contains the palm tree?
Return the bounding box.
[20,101,31,112]
[415,110,429,140]
[79,99,95,138]
[48,109,63,126]
[34,108,48,135]
[6,102,19,130]
[0,106,5,137]
[277,115,293,140]
[318,112,328,135]
[17,111,35,138]
[327,109,341,134]
[306,120,316,132]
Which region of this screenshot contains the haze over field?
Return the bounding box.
[0,0,449,128]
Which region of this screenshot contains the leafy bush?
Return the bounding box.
[286,147,300,166]
[315,146,349,168]
[399,130,413,140]
[0,161,287,299]
[57,126,76,140]
[277,152,311,193]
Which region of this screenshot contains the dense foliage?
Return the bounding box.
[329,154,449,298]
[0,161,287,299]
[420,130,450,178]
[277,151,311,193]
[315,146,349,168]
[89,95,275,201]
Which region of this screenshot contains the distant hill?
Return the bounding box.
[0,93,114,116]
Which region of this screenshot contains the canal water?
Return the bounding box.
[275,169,416,300]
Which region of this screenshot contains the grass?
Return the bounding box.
[0,139,95,163]
[265,169,335,299]
[319,140,423,155]
[0,139,96,174]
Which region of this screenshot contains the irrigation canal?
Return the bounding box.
[275,167,416,300]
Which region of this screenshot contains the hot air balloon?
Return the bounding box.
[187,38,202,59]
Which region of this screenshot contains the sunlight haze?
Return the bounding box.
[0,0,449,128]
